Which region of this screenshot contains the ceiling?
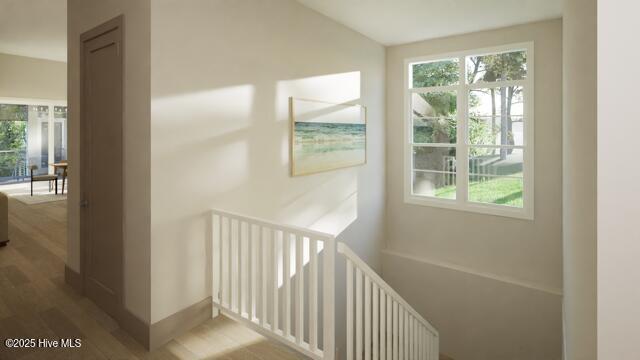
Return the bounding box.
[0,0,562,62]
[296,0,563,46]
[0,0,67,62]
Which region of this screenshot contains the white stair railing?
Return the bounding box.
[339,243,439,360]
[211,209,438,360]
[211,209,335,360]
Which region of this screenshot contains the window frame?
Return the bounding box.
[403,42,534,220]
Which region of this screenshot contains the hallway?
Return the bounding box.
[0,198,304,359]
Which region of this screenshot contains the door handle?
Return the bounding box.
[80,200,89,208]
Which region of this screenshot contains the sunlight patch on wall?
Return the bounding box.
[276,185,357,285]
[278,169,359,236]
[308,190,358,235]
[274,179,358,286]
[276,71,361,119]
[151,85,255,153]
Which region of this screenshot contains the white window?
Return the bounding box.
[404,43,534,219]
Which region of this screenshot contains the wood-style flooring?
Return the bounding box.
[0,197,304,360]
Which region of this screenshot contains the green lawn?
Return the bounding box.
[435,175,523,207]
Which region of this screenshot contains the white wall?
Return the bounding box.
[150,1,386,344]
[67,0,151,323]
[563,0,597,358]
[384,19,563,359]
[598,0,640,358]
[0,53,66,100]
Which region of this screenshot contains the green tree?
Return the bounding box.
[0,104,28,177]
[413,60,459,88]
[412,61,493,154]
[468,52,526,159]
[412,61,459,145]
[411,62,460,177]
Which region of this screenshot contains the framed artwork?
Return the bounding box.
[290,97,367,176]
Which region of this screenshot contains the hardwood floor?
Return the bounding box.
[0,197,304,360]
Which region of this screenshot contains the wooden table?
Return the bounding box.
[49,162,68,195]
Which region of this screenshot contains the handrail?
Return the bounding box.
[210,208,438,360]
[338,242,438,337]
[211,208,336,242]
[210,208,336,360]
[339,242,439,360]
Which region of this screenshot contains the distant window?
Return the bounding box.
[404,43,534,219]
[0,99,67,183]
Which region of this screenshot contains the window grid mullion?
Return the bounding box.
[457,56,469,204]
[410,143,456,148]
[410,84,460,93]
[467,79,527,90]
[468,144,525,149]
[408,84,415,196]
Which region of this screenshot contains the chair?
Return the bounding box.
[58,160,68,194]
[29,165,58,196]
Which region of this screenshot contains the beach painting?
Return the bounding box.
[290,97,366,176]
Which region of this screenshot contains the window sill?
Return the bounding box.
[404,194,534,220]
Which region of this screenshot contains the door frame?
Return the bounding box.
[79,14,125,321]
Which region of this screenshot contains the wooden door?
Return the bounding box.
[80,16,124,320]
